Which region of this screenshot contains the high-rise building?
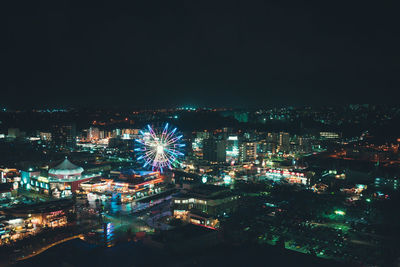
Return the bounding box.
[52,123,76,149]
[258,140,268,154]
[89,127,100,141]
[267,132,279,144]
[203,138,226,162]
[279,132,290,152]
[239,142,257,162]
[226,136,239,162]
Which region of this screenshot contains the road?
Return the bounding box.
[16,234,84,262]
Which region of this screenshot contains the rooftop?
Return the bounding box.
[1,199,74,217]
[49,158,84,175]
[175,184,237,200]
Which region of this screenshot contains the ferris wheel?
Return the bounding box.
[134,123,185,172]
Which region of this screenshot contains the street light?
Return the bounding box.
[334,210,345,216]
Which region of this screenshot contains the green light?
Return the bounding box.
[334,210,345,216]
[366,198,371,202]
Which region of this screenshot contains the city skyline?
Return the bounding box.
[3,1,400,266]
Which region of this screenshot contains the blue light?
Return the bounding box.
[135,123,185,172]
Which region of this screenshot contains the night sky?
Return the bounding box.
[4,1,400,108]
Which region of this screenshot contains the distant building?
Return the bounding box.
[278,132,290,152]
[89,127,100,140]
[51,123,76,149]
[7,128,20,138]
[196,131,210,140]
[226,136,240,163]
[374,177,399,191]
[239,142,257,162]
[39,132,52,141]
[320,132,340,140]
[298,136,312,153]
[203,138,226,162]
[267,132,279,143]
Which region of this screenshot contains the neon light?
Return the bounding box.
[135,123,185,173]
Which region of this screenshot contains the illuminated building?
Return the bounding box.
[80,179,110,193]
[20,168,55,195]
[226,136,239,163]
[278,132,290,152]
[48,158,97,196]
[88,127,100,140]
[48,158,84,180]
[0,199,74,244]
[320,132,340,139]
[110,170,163,197]
[81,169,164,200]
[374,177,399,190]
[20,158,97,198]
[262,168,309,184]
[173,184,239,228]
[173,170,203,189]
[39,132,52,141]
[0,183,14,200]
[1,168,20,184]
[298,136,312,153]
[191,131,211,159]
[196,131,210,140]
[239,142,257,162]
[48,159,83,191]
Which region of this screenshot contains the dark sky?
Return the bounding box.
[4,1,400,108]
